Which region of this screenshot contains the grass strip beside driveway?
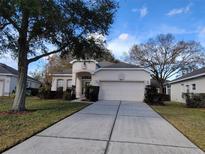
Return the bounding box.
[0,97,89,152]
[152,102,205,151]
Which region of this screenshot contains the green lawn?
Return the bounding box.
[152,102,205,151]
[0,97,89,153]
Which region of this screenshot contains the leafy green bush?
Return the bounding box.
[39,85,50,99]
[144,85,164,105]
[63,88,72,100]
[185,93,205,108]
[85,86,99,102]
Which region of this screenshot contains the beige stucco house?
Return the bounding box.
[0,63,41,96]
[51,60,151,101]
[169,67,205,103]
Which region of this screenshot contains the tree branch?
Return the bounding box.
[28,45,68,63]
[6,17,20,32]
[0,22,10,30]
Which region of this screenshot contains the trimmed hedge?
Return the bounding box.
[39,86,76,100]
[185,93,205,108]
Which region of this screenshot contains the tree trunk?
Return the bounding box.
[12,62,28,112]
[159,82,164,94]
[12,35,28,111]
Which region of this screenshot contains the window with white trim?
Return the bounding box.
[192,84,196,90]
[67,80,72,88]
[57,79,64,88]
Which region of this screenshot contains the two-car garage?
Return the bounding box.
[93,63,150,102]
[99,81,145,101]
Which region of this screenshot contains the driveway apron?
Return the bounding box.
[4,100,204,154]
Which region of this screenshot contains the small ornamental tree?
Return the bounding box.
[0,0,117,111]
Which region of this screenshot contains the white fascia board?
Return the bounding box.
[52,73,72,76]
[93,68,151,74]
[170,73,205,84]
[70,59,98,64]
[99,80,145,82]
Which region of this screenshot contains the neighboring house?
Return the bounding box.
[0,63,41,96]
[51,60,151,101]
[169,67,205,103]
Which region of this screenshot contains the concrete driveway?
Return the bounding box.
[4,101,204,154]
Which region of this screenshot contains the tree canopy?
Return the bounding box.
[0,0,118,111]
[129,34,205,93]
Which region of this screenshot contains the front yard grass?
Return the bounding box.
[152,102,205,151]
[0,97,89,152]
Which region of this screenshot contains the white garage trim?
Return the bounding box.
[0,80,5,96]
[99,81,145,102]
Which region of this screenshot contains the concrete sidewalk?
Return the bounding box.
[4,101,204,154]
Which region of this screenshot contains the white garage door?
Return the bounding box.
[99,81,145,101]
[0,81,4,96]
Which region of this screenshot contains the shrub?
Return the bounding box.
[63,88,72,100]
[85,86,99,102]
[185,93,205,108]
[71,86,76,100]
[144,85,164,105]
[38,85,50,99]
[27,88,39,96]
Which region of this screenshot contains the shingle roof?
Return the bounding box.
[102,62,141,68]
[0,63,19,74]
[172,67,205,83]
[0,63,40,82]
[97,61,114,68]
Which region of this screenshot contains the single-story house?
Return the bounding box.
[0,63,41,96]
[169,67,205,103]
[51,60,151,101]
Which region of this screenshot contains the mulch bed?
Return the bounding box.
[0,111,34,115]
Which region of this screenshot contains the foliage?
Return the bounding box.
[0,0,117,111]
[185,93,205,108]
[63,88,72,100]
[144,85,164,105]
[0,97,89,152]
[26,88,39,96]
[129,34,205,93]
[85,86,99,102]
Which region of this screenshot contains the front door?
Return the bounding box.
[81,76,91,95]
[82,80,90,95]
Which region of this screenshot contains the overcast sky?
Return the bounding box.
[1,0,205,73]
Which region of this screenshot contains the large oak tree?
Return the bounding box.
[0,0,117,111]
[129,34,205,93]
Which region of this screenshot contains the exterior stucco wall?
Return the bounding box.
[72,61,96,85]
[171,77,205,103]
[51,75,72,91]
[10,76,17,93]
[0,75,41,96]
[91,69,150,85]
